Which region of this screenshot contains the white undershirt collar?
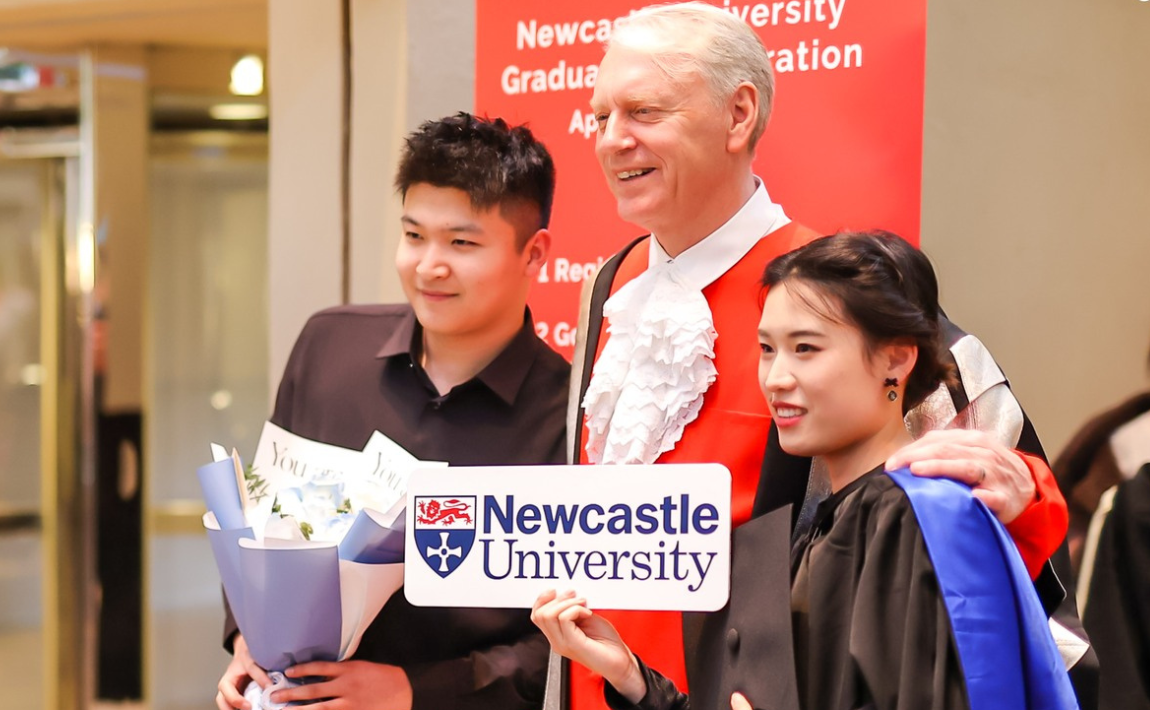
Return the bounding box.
[648,178,789,290]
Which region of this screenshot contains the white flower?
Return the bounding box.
[266,479,395,542]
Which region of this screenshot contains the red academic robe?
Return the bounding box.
[569,222,1068,710]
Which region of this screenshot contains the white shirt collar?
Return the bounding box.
[648,178,790,290]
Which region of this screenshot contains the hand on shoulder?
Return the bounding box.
[886,428,1035,523]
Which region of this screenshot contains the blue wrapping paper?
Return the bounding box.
[197,459,247,530]
[236,539,344,670]
[338,509,406,564]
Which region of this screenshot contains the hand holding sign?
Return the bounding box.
[531,589,648,704]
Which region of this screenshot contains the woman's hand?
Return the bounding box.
[531,589,647,703]
[730,691,753,710]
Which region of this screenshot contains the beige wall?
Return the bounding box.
[93,45,149,413]
[921,0,1150,457]
[348,0,407,307]
[266,0,345,393]
[266,0,474,394]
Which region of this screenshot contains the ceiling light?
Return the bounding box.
[229,54,264,96]
[209,102,268,121]
[210,389,233,410]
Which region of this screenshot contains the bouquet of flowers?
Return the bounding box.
[197,422,441,709]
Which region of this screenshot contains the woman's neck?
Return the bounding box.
[822,418,915,493]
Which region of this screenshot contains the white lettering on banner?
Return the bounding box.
[514,0,847,52]
[552,321,576,348]
[501,61,598,95]
[516,18,614,50]
[507,2,863,136]
[719,0,847,30]
[539,256,605,284]
[569,109,597,139]
[770,40,863,72]
[404,464,732,611]
[533,321,576,348]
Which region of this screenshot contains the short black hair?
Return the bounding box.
[762,231,955,413]
[394,112,556,248]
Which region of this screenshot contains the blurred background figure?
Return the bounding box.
[1055,338,1150,710]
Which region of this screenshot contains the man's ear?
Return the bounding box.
[727,82,759,154]
[524,228,551,276]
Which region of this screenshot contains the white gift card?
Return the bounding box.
[246,422,438,535]
[362,430,446,504]
[404,464,731,612]
[251,422,367,488]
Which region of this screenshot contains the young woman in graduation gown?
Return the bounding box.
[533,232,1078,710]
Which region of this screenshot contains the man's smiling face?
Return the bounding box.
[396,183,539,344]
[590,43,737,241]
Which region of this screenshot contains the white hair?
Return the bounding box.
[609,2,775,148]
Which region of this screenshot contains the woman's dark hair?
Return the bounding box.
[761,231,954,413]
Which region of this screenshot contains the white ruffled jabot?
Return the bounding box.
[582,261,717,465]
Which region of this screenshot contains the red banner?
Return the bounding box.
[476,0,927,356]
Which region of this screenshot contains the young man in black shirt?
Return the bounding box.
[215,113,569,710]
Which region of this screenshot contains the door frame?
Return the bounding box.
[1,80,98,710]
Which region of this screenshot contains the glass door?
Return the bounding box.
[0,157,51,710]
[0,147,82,710]
[146,131,269,710]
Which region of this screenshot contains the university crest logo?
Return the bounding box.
[413,496,476,578]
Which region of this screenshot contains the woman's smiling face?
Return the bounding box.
[757,281,901,462]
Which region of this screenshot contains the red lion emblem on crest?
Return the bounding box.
[416,498,473,526]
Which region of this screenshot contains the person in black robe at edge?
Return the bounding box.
[533,232,1078,710]
[1078,461,1150,710]
[1055,340,1150,710]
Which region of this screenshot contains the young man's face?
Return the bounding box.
[590,43,738,240]
[396,183,547,343]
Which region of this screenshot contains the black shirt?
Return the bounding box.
[229,303,569,710]
[272,303,568,466]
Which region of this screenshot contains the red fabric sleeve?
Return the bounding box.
[1005,452,1069,579]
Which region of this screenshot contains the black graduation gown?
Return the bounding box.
[789,469,967,710]
[607,469,970,710]
[1082,463,1150,710]
[606,467,1079,710]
